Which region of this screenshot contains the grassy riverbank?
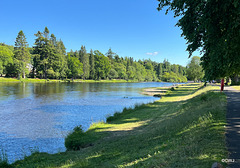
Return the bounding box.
[231,86,240,91]
[0,77,136,83]
[11,83,227,168]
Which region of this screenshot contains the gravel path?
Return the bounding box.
[224,86,240,168]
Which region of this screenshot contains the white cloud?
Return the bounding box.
[146,52,158,56]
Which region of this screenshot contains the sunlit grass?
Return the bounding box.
[0,77,136,83]
[231,86,240,91]
[12,83,228,168]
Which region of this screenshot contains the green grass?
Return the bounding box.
[12,83,228,168]
[0,77,136,83]
[231,86,240,91]
[0,77,62,83]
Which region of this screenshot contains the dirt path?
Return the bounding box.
[224,86,240,168]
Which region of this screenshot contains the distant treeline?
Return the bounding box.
[0,27,187,82]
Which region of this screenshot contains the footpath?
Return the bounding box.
[224,86,240,168]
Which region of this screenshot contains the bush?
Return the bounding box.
[65,125,102,151]
[0,162,12,168]
[65,126,88,151]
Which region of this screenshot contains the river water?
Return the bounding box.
[0,82,175,163]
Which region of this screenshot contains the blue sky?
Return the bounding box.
[0,0,200,66]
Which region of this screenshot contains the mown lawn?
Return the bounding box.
[231,86,240,91]
[11,83,228,168]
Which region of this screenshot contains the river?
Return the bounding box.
[0,82,175,163]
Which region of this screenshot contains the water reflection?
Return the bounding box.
[0,82,174,163]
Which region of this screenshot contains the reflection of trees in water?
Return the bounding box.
[0,82,31,100]
[0,82,163,103]
[33,83,66,101]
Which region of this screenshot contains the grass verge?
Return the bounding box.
[0,77,137,83]
[231,86,240,91]
[12,83,228,168]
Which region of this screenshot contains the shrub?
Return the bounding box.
[65,126,88,151]
[0,148,12,168]
[0,162,12,168]
[65,125,105,151]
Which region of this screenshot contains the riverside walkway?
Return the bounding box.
[224,86,240,168]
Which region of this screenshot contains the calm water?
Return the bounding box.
[0,82,175,163]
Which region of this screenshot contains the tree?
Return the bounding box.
[0,46,13,76]
[156,63,163,79]
[157,0,240,81]
[79,46,89,79]
[94,50,111,79]
[89,49,95,79]
[114,62,127,79]
[67,54,83,79]
[126,66,136,80]
[186,56,204,82]
[108,68,118,79]
[33,27,67,79]
[14,30,30,78]
[33,30,50,78]
[106,48,115,62]
[163,59,170,73]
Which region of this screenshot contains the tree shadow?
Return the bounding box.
[13,86,227,168]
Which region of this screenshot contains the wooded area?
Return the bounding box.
[0,27,189,82]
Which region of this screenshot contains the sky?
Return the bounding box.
[0,0,201,66]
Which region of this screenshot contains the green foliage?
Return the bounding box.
[114,62,127,79]
[1,30,188,81]
[0,147,12,168]
[108,68,118,79]
[0,45,13,75]
[65,125,103,151]
[33,27,67,79]
[67,54,83,79]
[65,126,85,150]
[186,56,204,82]
[79,46,90,79]
[89,49,95,79]
[14,30,31,78]
[13,85,228,167]
[105,48,115,62]
[158,0,240,80]
[94,50,111,79]
[162,71,187,82]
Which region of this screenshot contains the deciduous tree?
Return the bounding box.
[157,0,240,81]
[186,56,204,82]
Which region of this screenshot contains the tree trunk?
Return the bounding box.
[23,71,25,79]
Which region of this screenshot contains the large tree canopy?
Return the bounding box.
[158,0,240,80]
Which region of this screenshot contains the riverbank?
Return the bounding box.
[10,83,227,168]
[141,84,182,97]
[0,77,139,83]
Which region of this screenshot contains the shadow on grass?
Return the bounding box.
[12,85,227,168]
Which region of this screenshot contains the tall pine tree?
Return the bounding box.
[14,30,30,79]
[89,49,95,79]
[79,45,89,79]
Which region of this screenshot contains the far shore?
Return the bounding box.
[0,77,140,83]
